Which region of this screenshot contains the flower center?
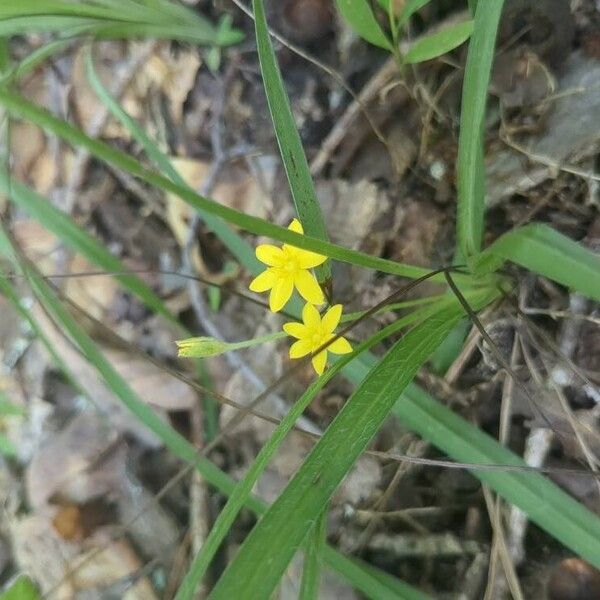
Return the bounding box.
[310,332,323,347]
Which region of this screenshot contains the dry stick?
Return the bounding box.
[486,329,523,599]
[482,486,525,600]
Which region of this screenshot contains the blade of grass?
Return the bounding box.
[207,301,469,599]
[455,0,504,258]
[394,382,600,570]
[0,170,177,324]
[253,0,331,285]
[299,506,328,600]
[84,47,261,276]
[174,291,483,599]
[325,552,430,600]
[475,223,600,303]
[0,575,40,600]
[1,226,425,600]
[0,87,441,281]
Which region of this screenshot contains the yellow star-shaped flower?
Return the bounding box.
[249,219,327,312]
[283,303,352,375]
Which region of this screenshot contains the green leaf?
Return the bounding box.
[208,302,467,599]
[395,383,600,570]
[299,507,328,600]
[84,48,261,277]
[253,0,332,285]
[475,223,600,303]
[398,0,434,26]
[0,0,243,46]
[0,172,177,325]
[404,20,473,63]
[0,88,438,282]
[0,224,419,600]
[327,553,430,600]
[0,575,40,599]
[335,0,392,50]
[456,0,504,257]
[174,293,470,600]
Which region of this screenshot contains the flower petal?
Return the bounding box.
[294,270,324,306]
[288,218,304,234]
[296,249,327,269]
[311,350,327,375]
[322,304,343,332]
[328,336,352,355]
[302,302,321,328]
[256,244,284,267]
[290,339,312,359]
[283,322,308,339]
[249,269,277,293]
[269,276,294,312]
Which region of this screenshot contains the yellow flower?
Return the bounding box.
[249,219,327,312]
[283,303,352,375]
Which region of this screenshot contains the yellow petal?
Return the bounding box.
[322,304,343,332]
[269,276,294,312]
[288,218,304,234]
[296,249,327,269]
[283,322,308,339]
[311,350,327,375]
[249,269,277,292]
[256,244,284,267]
[302,302,321,328]
[328,336,352,355]
[294,270,324,306]
[290,339,312,358]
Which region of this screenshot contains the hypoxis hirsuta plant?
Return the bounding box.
[1,0,600,598]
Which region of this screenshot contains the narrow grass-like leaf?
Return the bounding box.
[0,88,439,281]
[208,302,467,599]
[475,223,600,303]
[456,0,504,257]
[0,225,420,599]
[394,383,600,569]
[335,0,392,50]
[0,171,178,324]
[84,48,261,276]
[299,507,328,600]
[325,552,430,600]
[404,20,473,64]
[0,38,73,85]
[0,575,40,600]
[0,0,242,46]
[174,293,474,599]
[253,0,332,285]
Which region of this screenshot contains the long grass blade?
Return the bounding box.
[475,223,600,303]
[208,301,468,599]
[456,0,504,257]
[253,0,332,285]
[299,506,328,600]
[0,88,437,281]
